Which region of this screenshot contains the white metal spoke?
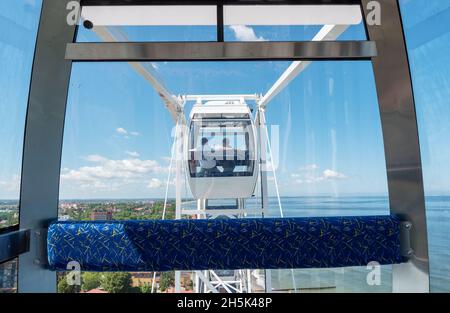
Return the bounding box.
[93,26,183,122]
[195,271,220,293]
[258,24,349,109]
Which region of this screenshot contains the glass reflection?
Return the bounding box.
[400,0,450,292]
[0,0,42,229]
[60,54,389,292]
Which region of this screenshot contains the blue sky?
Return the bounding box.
[59,22,388,199]
[0,0,41,199]
[0,1,449,200]
[400,0,450,196]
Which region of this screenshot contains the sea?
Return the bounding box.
[238,196,450,293]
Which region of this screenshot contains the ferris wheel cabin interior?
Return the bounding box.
[1,0,450,295]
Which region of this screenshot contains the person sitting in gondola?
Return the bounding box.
[220,138,236,176]
[199,137,218,177]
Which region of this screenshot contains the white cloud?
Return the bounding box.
[323,169,347,180]
[147,178,163,189]
[59,155,176,198]
[115,127,140,138]
[116,127,128,135]
[61,155,165,187]
[0,175,20,192]
[229,25,266,42]
[290,165,347,184]
[125,151,140,158]
[161,156,172,162]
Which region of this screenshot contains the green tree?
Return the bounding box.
[159,272,175,292]
[129,286,141,293]
[139,282,152,293]
[57,276,81,293]
[81,272,101,291]
[100,272,133,293]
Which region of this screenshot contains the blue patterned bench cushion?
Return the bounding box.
[47,215,402,272]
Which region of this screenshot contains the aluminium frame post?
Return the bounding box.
[361,0,430,292]
[18,0,78,293]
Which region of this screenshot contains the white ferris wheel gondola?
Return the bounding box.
[185,97,259,199]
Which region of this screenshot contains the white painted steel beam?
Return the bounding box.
[93,26,183,122]
[258,24,349,109]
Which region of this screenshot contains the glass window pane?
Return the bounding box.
[256,60,389,292]
[59,52,389,292]
[189,120,255,178]
[0,0,42,229]
[400,0,450,293]
[224,5,366,41]
[77,5,217,42]
[81,5,217,26]
[224,5,363,26]
[260,61,388,216]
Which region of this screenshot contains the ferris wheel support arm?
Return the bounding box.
[184,94,260,102]
[258,24,350,110]
[93,26,183,122]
